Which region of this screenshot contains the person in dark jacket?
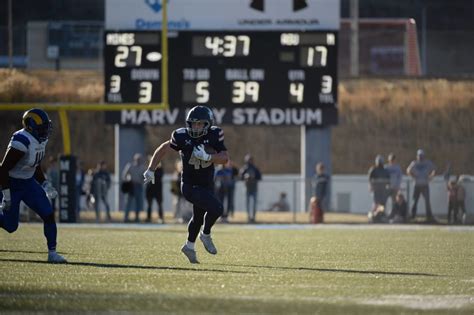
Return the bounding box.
[310,162,329,223]
[368,155,390,218]
[145,161,164,223]
[239,154,262,223]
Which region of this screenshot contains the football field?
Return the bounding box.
[0,223,473,314]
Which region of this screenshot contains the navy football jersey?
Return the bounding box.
[169,126,227,187]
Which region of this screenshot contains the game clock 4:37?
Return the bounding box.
[104,30,338,125]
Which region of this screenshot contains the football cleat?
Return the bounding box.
[181,245,199,264]
[199,232,217,255]
[47,251,68,264]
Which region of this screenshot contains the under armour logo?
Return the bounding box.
[250,0,307,12]
[185,140,192,146]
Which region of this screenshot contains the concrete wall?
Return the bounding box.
[89,174,474,219]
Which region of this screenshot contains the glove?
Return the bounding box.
[193,144,212,162]
[0,189,11,212]
[143,169,155,184]
[42,181,58,199]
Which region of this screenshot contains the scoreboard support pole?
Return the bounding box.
[301,126,332,213]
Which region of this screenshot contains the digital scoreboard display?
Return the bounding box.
[104,30,338,126]
[104,32,162,104]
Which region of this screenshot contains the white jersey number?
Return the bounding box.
[188,155,212,170]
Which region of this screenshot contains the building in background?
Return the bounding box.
[1,0,473,75]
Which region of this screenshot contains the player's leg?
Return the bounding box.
[183,185,223,235]
[0,180,22,233]
[23,179,66,263]
[182,183,222,256]
[180,187,205,263]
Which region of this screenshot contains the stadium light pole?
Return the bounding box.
[161,0,169,108]
[421,5,427,75]
[350,0,359,77]
[8,0,13,68]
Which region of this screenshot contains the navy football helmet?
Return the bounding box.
[185,106,214,138]
[22,108,52,142]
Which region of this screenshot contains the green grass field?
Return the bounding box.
[1,223,473,314]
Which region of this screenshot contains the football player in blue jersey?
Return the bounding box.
[0,108,67,263]
[144,106,229,263]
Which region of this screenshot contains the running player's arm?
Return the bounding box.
[0,147,25,189]
[210,127,229,165]
[148,140,173,171]
[210,150,229,165]
[33,164,46,184]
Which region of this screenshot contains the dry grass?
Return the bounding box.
[0,70,473,174]
[335,79,474,174]
[0,69,102,103]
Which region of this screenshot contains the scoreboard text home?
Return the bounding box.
[104,30,338,126]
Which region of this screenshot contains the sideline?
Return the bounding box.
[19,222,474,232]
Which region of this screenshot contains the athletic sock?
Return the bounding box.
[185,240,195,250]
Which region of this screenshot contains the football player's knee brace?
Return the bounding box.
[43,212,56,225]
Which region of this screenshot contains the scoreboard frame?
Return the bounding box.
[104,30,338,126]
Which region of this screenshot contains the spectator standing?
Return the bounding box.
[122,153,146,222]
[214,165,227,210]
[171,159,185,222]
[75,160,85,213]
[145,161,164,223]
[407,149,436,222]
[215,162,238,222]
[310,162,329,223]
[457,175,467,224]
[45,156,59,212]
[368,155,390,216]
[92,161,111,222]
[385,153,403,216]
[447,179,458,224]
[239,154,262,223]
[83,168,96,211]
[223,160,239,219]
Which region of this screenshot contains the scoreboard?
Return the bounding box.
[104,32,162,104]
[104,30,338,126]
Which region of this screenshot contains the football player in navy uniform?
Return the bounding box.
[144,106,229,263]
[0,109,67,263]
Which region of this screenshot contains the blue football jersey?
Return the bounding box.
[7,129,47,179]
[169,126,226,186]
